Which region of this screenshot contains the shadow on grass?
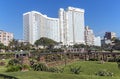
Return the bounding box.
[0,74,18,79]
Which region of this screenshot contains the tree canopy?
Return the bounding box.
[8,39,32,51]
[34,37,58,49]
[0,43,4,50]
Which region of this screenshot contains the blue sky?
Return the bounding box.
[0,0,120,39]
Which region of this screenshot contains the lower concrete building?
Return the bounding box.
[0,30,13,46]
[84,26,101,46]
[84,26,94,45]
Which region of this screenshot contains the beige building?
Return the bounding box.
[0,30,13,46]
[84,26,94,45]
[84,26,101,46]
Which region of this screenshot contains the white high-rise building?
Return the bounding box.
[59,7,85,45]
[23,7,85,45]
[23,11,60,44]
[94,36,101,46]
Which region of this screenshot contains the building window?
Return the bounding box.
[4,38,6,41]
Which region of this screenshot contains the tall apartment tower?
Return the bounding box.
[59,7,85,45]
[23,11,60,44]
[0,30,13,46]
[23,7,85,45]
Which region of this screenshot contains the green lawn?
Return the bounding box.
[0,61,120,79]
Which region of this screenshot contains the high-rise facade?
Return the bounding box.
[23,11,60,44]
[23,7,85,45]
[59,7,85,45]
[94,36,101,46]
[0,30,13,46]
[84,26,94,45]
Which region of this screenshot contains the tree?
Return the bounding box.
[19,42,32,51]
[8,39,19,51]
[34,37,58,49]
[0,43,5,51]
[8,39,32,51]
[73,44,86,48]
[113,38,120,50]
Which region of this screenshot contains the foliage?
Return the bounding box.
[0,62,5,66]
[8,39,32,51]
[108,58,116,62]
[73,44,86,48]
[21,64,30,71]
[69,65,82,74]
[0,43,5,50]
[1,61,120,79]
[112,38,120,50]
[51,48,64,52]
[95,69,113,76]
[48,67,59,73]
[34,37,58,49]
[7,59,20,66]
[32,63,48,71]
[89,58,98,61]
[6,65,22,72]
[0,74,18,79]
[116,56,120,69]
[48,67,64,73]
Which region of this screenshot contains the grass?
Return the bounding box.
[0,61,120,79]
[63,61,120,76]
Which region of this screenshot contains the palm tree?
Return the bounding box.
[8,39,19,51]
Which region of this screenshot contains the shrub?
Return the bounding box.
[48,67,59,73]
[0,62,5,66]
[95,69,113,76]
[89,58,98,61]
[48,67,64,73]
[6,65,22,72]
[7,59,20,66]
[32,63,48,71]
[108,58,116,62]
[69,65,82,74]
[59,67,64,73]
[21,64,30,71]
[116,56,120,69]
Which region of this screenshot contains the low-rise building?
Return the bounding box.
[0,30,13,46]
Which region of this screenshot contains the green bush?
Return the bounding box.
[0,62,5,66]
[89,58,98,61]
[95,69,113,76]
[48,67,59,73]
[48,67,64,73]
[21,64,30,71]
[108,58,116,62]
[116,56,120,69]
[59,67,64,73]
[6,65,22,72]
[32,63,48,71]
[7,59,20,66]
[69,65,82,74]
